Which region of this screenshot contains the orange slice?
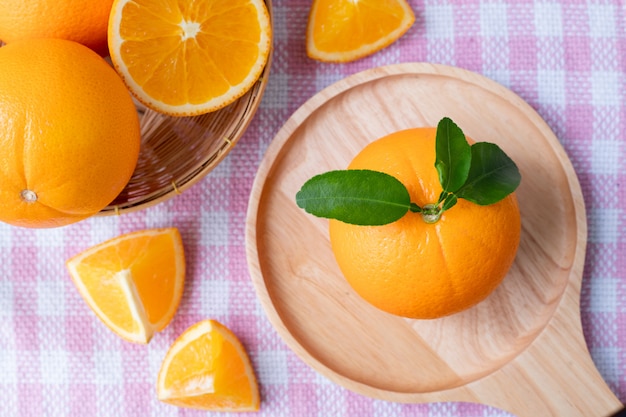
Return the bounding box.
[66,228,185,344]
[306,0,415,62]
[157,319,260,411]
[108,0,272,117]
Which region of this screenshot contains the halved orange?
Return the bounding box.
[108,0,272,117]
[306,0,415,62]
[157,319,260,411]
[66,228,185,344]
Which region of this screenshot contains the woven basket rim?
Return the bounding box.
[99,58,272,216]
[99,0,274,216]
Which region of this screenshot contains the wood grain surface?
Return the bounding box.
[245,63,622,416]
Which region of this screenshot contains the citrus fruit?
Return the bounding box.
[157,319,260,411]
[329,128,521,319]
[66,228,185,344]
[0,0,114,55]
[108,0,272,117]
[0,39,140,229]
[306,0,415,62]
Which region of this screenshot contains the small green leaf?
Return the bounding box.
[295,170,412,226]
[441,193,458,211]
[410,203,422,213]
[456,142,521,205]
[435,117,472,193]
[437,190,447,205]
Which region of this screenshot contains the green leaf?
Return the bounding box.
[410,203,422,213]
[435,117,472,193]
[295,170,412,226]
[441,193,458,211]
[455,142,521,205]
[437,190,447,205]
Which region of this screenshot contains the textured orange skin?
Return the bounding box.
[329,128,521,319]
[0,0,114,55]
[0,39,140,228]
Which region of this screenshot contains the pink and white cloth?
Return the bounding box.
[1,0,625,416]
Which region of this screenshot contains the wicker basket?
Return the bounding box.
[102,7,273,215]
[98,0,273,216]
[101,58,271,215]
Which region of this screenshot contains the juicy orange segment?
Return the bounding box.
[108,0,272,116]
[306,0,415,62]
[157,319,260,411]
[66,228,185,343]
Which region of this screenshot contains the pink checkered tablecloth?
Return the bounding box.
[1,0,625,416]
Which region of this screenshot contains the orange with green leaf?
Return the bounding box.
[296,117,521,319]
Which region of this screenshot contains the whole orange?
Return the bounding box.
[0,0,114,55]
[0,39,141,228]
[329,128,521,319]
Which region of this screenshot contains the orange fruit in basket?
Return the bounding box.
[306,0,415,62]
[108,0,272,117]
[329,128,521,319]
[0,0,114,55]
[66,228,185,344]
[157,319,260,411]
[0,38,140,229]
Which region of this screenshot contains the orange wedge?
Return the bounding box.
[157,319,260,411]
[66,228,185,344]
[108,0,272,117]
[306,0,415,62]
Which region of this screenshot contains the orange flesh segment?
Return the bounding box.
[307,0,415,62]
[158,320,260,411]
[66,228,185,343]
[109,0,271,115]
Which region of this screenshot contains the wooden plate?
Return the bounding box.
[245,63,621,416]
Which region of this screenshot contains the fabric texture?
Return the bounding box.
[1,0,625,416]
